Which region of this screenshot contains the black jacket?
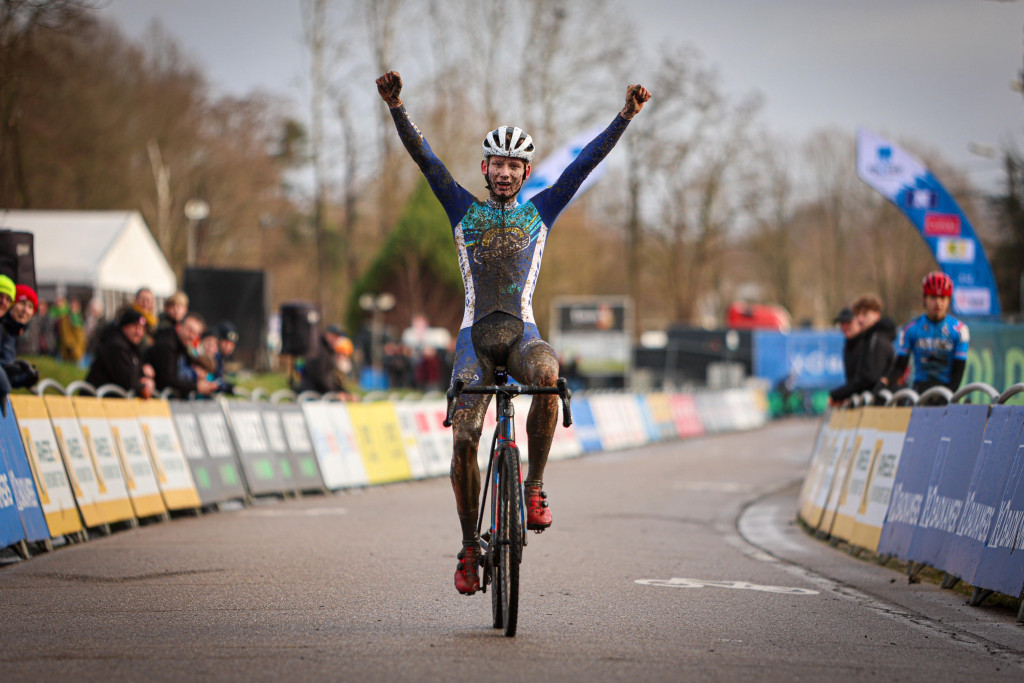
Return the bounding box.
[86,325,147,394]
[143,325,197,397]
[829,317,896,402]
[295,337,345,394]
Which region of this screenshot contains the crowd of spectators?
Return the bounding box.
[0,280,242,402]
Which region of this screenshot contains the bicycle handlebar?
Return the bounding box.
[443,378,573,429]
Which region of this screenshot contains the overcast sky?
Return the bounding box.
[101,0,1024,192]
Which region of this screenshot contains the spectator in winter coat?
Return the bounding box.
[85,308,155,398]
[0,282,40,396]
[829,294,895,404]
[143,312,216,398]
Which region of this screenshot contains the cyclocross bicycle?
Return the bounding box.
[444,368,573,637]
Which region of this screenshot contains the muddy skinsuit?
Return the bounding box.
[388,104,632,542]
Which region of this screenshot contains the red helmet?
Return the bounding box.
[922,271,953,297]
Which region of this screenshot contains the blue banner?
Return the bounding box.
[0,398,48,544]
[877,407,946,560]
[942,406,1024,585]
[857,128,1000,317]
[753,330,845,390]
[905,404,989,570]
[969,410,1024,598]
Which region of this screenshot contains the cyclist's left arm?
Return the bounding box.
[531,84,650,224]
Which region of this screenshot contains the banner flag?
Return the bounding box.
[856,128,1000,317]
[518,125,606,205]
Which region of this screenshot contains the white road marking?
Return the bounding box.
[635,577,819,595]
[243,507,348,517]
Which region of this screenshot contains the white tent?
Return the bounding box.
[0,209,177,310]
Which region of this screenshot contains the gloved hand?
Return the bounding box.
[3,359,39,388]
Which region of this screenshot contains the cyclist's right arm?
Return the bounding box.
[387,106,474,225]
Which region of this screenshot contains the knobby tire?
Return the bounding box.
[499,444,523,637]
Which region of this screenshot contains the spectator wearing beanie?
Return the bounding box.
[85,308,155,398]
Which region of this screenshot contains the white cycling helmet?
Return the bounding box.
[482,126,535,163]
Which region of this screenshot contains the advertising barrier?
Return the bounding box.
[72,397,137,522]
[962,405,1024,599]
[46,395,134,527]
[223,400,296,497]
[347,402,413,485]
[133,400,202,511]
[273,402,326,492]
[300,401,367,490]
[876,407,947,561]
[178,401,248,505]
[10,395,83,538]
[102,398,167,519]
[797,384,1024,616]
[848,407,912,551]
[0,397,47,547]
[943,405,1024,590]
[905,404,990,571]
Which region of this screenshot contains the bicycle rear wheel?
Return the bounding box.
[497,444,523,637]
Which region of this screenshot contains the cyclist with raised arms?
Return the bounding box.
[376,70,650,595]
[879,271,969,394]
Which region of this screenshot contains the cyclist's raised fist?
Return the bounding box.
[621,84,651,120]
[376,71,403,108]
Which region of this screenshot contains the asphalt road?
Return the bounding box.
[0,418,1021,681]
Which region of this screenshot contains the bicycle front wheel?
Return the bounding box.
[497,443,523,637]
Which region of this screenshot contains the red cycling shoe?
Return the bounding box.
[525,483,552,531]
[454,545,480,595]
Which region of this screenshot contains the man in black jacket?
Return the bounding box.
[828,295,895,405]
[143,311,217,398]
[294,325,352,396]
[85,309,155,397]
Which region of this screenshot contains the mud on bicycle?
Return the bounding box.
[444,368,572,637]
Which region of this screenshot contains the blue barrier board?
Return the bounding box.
[635,396,661,443]
[906,404,990,570]
[970,408,1024,598]
[877,407,946,560]
[571,399,603,453]
[942,406,1024,585]
[0,398,48,544]
[0,400,27,548]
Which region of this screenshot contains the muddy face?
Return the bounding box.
[482,156,529,202]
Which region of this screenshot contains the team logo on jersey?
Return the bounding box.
[472,225,530,264]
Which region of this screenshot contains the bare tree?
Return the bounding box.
[622,45,761,326]
[743,134,799,312]
[0,0,98,206]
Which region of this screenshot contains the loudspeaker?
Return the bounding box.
[280,301,319,356]
[184,267,266,367]
[0,230,36,290]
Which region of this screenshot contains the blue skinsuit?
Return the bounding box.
[895,313,969,389]
[389,105,630,386]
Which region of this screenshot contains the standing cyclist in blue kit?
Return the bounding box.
[376,70,651,595]
[878,271,969,395]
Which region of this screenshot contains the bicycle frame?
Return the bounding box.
[444,370,574,555]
